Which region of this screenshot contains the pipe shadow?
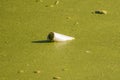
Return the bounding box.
[32,40,53,43]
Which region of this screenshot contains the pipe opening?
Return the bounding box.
[47,32,54,41]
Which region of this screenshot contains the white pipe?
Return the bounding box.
[47,32,75,42]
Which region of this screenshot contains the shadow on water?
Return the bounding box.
[32,40,53,43]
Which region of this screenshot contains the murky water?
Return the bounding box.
[0,0,120,80]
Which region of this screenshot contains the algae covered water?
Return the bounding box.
[0,0,120,80]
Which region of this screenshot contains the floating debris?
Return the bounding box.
[54,1,60,5]
[47,32,75,42]
[53,76,61,79]
[94,10,107,14]
[18,70,24,73]
[50,5,54,7]
[74,22,79,25]
[62,68,68,71]
[26,64,30,66]
[66,16,71,19]
[45,5,54,7]
[33,70,41,74]
[85,50,91,53]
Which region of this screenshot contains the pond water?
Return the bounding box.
[0,0,120,80]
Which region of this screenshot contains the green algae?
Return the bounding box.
[0,0,120,80]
